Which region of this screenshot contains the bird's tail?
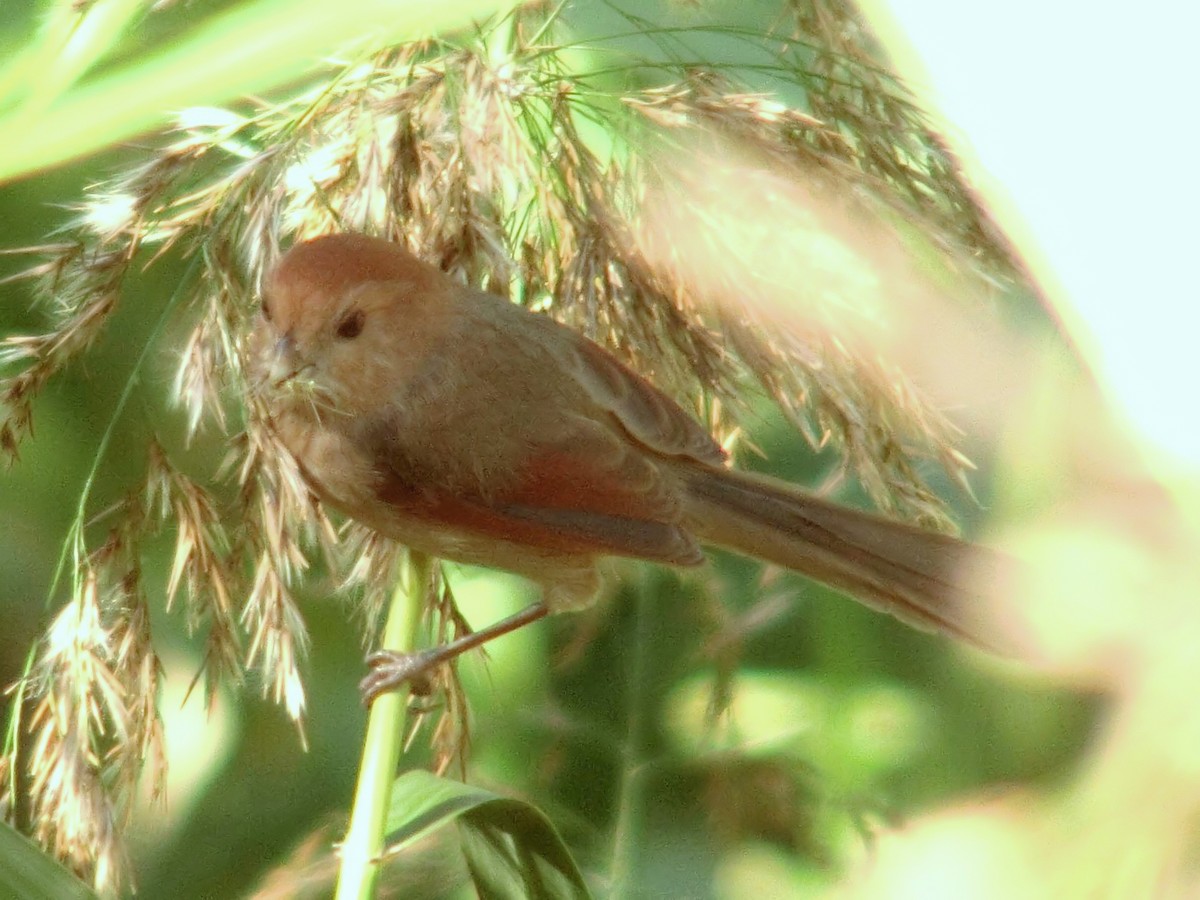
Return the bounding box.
[682,466,1016,654]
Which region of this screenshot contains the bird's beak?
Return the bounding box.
[267,333,304,386]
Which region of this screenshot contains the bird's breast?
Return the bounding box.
[271,404,379,513]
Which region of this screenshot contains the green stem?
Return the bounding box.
[609,576,653,898]
[335,551,430,900]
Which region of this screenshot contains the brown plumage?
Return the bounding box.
[252,232,1014,682]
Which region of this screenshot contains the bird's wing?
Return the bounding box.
[371,411,704,566]
[550,328,727,467]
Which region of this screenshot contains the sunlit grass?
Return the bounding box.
[0,0,521,183]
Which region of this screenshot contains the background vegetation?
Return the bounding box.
[3,0,1179,898]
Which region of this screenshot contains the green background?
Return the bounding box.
[0,1,1096,896]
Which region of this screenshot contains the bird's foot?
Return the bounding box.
[360,649,440,704]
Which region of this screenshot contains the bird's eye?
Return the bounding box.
[260,299,272,322]
[335,309,365,339]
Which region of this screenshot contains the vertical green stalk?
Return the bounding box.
[609,577,653,898]
[335,551,430,900]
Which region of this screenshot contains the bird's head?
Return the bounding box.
[250,233,446,417]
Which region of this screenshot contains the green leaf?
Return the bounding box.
[0,820,99,900]
[384,769,592,900]
[0,0,520,183]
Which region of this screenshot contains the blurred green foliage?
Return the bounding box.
[0,1,1099,897]
[0,0,520,180]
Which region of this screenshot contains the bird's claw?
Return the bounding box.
[359,648,440,704]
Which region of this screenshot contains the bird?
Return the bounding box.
[250,232,1015,699]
